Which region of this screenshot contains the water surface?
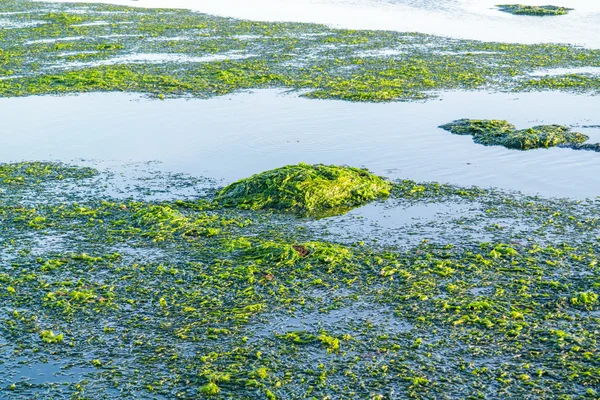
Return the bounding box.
[2,90,600,198]
[45,0,600,47]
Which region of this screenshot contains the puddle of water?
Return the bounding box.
[29,234,69,256]
[355,49,405,57]
[0,18,45,29]
[2,90,600,199]
[470,286,493,296]
[70,20,134,27]
[71,20,112,27]
[251,301,412,340]
[530,67,600,77]
[43,0,600,48]
[53,52,255,69]
[11,361,94,385]
[341,201,472,229]
[305,201,480,246]
[25,36,86,45]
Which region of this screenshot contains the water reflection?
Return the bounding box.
[2,90,600,198]
[45,0,600,47]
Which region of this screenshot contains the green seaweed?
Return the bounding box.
[40,330,64,344]
[497,4,573,16]
[199,382,221,396]
[439,119,590,150]
[0,160,600,398]
[517,74,600,95]
[217,163,391,217]
[0,1,598,102]
[0,161,97,185]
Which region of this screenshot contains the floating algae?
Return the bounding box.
[439,119,591,150]
[497,5,573,16]
[217,163,391,217]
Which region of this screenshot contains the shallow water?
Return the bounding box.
[529,67,600,77]
[55,52,256,70]
[2,90,600,199]
[12,361,94,385]
[305,201,485,247]
[250,302,413,340]
[4,0,600,394]
[44,0,600,48]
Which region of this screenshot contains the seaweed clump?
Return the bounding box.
[0,161,97,185]
[497,4,573,16]
[439,119,589,150]
[217,163,391,217]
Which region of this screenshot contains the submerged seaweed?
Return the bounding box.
[497,4,573,16]
[439,119,590,150]
[217,163,391,217]
[568,142,600,152]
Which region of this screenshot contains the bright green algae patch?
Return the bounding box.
[497,4,573,16]
[439,119,591,150]
[0,1,599,101]
[1,161,600,398]
[217,163,391,217]
[0,161,97,185]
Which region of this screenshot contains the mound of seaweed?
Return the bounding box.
[439,119,589,150]
[217,163,391,217]
[497,4,573,16]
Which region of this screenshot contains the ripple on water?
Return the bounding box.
[43,0,600,48]
[2,89,600,199]
[249,300,413,342]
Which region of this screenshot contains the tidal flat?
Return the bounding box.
[1,0,600,399]
[0,161,599,399]
[1,0,600,102]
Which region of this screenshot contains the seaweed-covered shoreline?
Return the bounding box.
[2,0,600,398]
[497,4,573,16]
[0,1,599,102]
[0,161,598,399]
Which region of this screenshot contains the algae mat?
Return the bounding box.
[438,119,592,151]
[496,4,573,16]
[2,0,600,101]
[0,161,599,399]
